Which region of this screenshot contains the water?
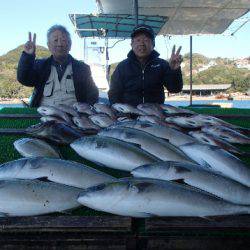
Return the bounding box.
[164,100,250,109]
[0,100,250,109]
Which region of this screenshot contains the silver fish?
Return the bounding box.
[137,103,165,119]
[99,127,193,163]
[188,130,242,154]
[73,102,95,115]
[202,125,250,144]
[111,121,196,147]
[165,115,203,129]
[37,105,72,124]
[132,161,250,205]
[111,103,144,115]
[70,135,158,171]
[137,115,165,126]
[160,104,195,115]
[25,121,86,145]
[0,157,115,189]
[89,114,115,128]
[78,178,250,218]
[93,103,116,118]
[40,115,67,124]
[57,104,79,117]
[0,179,81,217]
[72,116,100,131]
[13,138,61,158]
[179,143,250,187]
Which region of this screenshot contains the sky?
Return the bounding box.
[0,0,249,64]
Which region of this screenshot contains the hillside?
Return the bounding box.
[0,45,50,99]
[110,53,250,93]
[0,46,249,99]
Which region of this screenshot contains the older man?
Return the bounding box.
[17,25,98,107]
[108,24,183,106]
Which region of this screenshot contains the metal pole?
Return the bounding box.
[189,35,193,106]
[83,38,87,62]
[105,37,110,83]
[134,0,138,26]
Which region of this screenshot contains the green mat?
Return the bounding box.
[0,107,250,219]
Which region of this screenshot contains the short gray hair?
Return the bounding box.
[47,25,72,45]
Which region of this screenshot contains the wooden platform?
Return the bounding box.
[0,215,250,249]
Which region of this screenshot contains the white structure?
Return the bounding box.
[84,38,109,91]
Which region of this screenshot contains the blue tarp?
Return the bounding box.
[69,13,167,38]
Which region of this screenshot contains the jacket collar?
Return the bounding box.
[45,54,74,65]
[127,50,160,64]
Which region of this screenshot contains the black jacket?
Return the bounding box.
[17,52,99,107]
[108,50,183,106]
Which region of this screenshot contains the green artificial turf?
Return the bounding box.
[0,107,250,218]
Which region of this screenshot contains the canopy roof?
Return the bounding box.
[96,0,250,35]
[69,13,167,38]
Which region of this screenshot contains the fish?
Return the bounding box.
[192,114,243,130]
[111,103,144,115]
[57,104,79,117]
[72,116,100,131]
[188,130,242,155]
[0,179,81,217]
[25,121,86,145]
[70,135,158,171]
[111,120,196,147]
[73,102,96,115]
[165,115,203,129]
[93,103,116,119]
[40,115,67,124]
[179,143,250,187]
[137,115,166,126]
[0,157,116,189]
[137,103,165,119]
[99,127,193,163]
[89,114,115,128]
[132,161,250,205]
[160,104,195,115]
[78,178,250,218]
[37,105,72,124]
[13,138,61,158]
[202,125,250,144]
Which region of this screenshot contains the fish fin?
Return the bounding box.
[130,142,142,148]
[173,179,185,184]
[0,212,9,217]
[36,177,50,182]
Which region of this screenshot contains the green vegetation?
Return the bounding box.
[0,45,50,99]
[181,54,250,92]
[0,46,249,99]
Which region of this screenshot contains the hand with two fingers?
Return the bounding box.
[24,32,36,55]
[169,45,183,70]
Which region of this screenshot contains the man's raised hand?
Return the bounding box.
[169,45,183,70]
[24,32,36,55]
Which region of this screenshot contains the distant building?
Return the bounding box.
[181,84,232,95]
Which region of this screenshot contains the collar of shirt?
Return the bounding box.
[51,55,71,81]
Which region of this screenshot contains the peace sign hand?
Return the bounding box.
[169,45,183,70]
[24,32,36,55]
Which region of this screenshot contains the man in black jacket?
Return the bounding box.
[17,25,98,107]
[108,24,183,106]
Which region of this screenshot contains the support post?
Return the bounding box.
[134,0,138,26]
[189,35,193,106]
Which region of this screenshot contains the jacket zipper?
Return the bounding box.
[141,60,154,103]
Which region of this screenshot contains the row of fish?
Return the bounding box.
[1,102,249,217]
[1,157,250,217]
